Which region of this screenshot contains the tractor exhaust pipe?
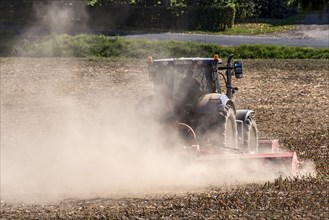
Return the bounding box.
[225,54,235,99]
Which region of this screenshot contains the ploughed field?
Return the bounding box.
[1,58,328,219]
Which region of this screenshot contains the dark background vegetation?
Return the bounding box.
[1,0,328,32]
[0,0,328,58]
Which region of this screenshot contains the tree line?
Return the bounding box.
[0,0,327,32]
[88,0,328,16]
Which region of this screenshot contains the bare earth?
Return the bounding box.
[1,58,328,219]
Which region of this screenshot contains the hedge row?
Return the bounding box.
[89,5,235,31]
[3,34,329,59]
[0,0,235,31]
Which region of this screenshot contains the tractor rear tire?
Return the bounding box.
[197,106,238,149]
[220,107,238,149]
[243,117,258,153]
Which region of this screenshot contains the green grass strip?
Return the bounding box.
[2,34,329,59]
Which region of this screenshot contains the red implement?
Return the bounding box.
[177,123,301,176]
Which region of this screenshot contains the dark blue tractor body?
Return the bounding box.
[138,55,257,152]
[135,55,301,175]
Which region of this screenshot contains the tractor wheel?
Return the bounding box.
[243,117,258,153]
[197,106,238,149]
[219,107,238,149]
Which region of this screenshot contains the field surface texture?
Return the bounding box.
[0,58,328,219]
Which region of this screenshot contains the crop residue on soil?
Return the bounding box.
[0,59,327,219]
[0,58,299,203]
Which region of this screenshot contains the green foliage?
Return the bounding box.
[234,0,259,19]
[1,0,327,32]
[196,0,235,7]
[185,5,236,30]
[5,34,329,59]
[88,0,131,6]
[234,0,298,19]
[89,5,235,31]
[221,23,294,35]
[297,0,326,11]
[87,0,98,6]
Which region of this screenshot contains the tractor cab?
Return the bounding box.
[147,57,222,107]
[147,55,243,104]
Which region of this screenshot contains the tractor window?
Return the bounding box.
[154,65,212,102]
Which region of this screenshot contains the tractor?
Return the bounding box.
[136,54,300,174]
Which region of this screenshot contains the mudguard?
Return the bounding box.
[236,109,254,123]
[235,109,256,146]
[195,93,234,114]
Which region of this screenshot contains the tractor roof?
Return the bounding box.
[153,57,223,65]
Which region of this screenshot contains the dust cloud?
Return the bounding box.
[24,0,89,36]
[0,0,318,204]
[1,58,311,203]
[0,93,279,202]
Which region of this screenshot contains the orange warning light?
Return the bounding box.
[214,54,219,61]
[147,56,153,64]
